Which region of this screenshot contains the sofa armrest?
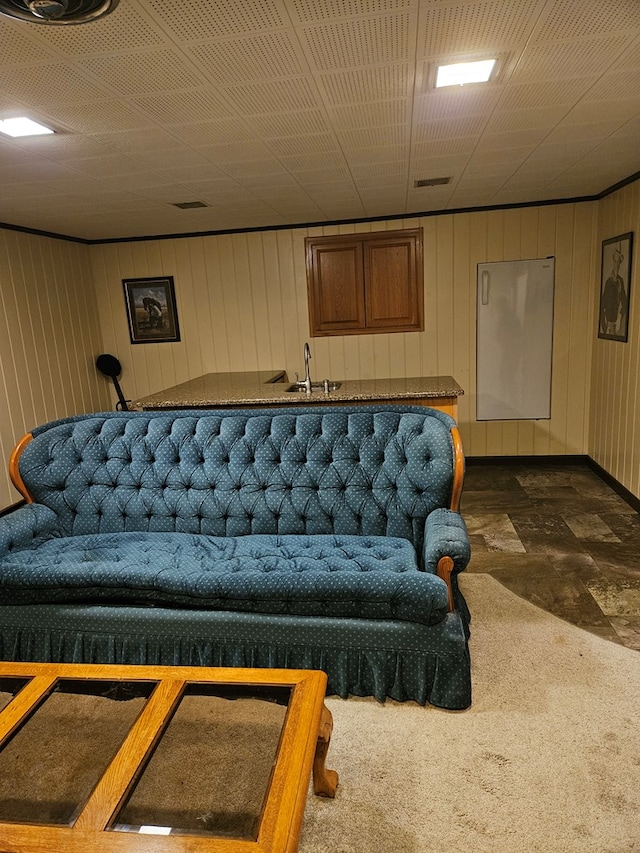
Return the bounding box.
[0,504,62,559]
[422,508,471,613]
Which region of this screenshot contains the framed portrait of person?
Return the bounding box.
[598,233,633,342]
[123,276,181,344]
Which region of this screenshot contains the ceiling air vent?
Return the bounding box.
[172,201,209,209]
[0,0,119,24]
[414,177,451,188]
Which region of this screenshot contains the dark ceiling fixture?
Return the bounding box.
[0,0,119,24]
[414,177,451,187]
[172,201,210,209]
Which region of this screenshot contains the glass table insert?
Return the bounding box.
[0,662,338,853]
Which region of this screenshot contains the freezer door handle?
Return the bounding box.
[481,270,490,304]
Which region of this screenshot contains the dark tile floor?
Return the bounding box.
[460,461,640,651]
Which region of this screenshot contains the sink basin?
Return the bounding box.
[285,381,342,393]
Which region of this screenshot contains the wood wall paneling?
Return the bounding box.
[6,187,640,508]
[0,229,109,509]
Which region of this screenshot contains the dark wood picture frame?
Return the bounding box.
[598,232,633,342]
[123,276,180,344]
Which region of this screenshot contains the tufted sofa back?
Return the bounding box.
[16,406,458,552]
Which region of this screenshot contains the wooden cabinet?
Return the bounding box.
[305,229,423,336]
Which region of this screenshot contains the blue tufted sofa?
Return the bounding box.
[0,405,471,709]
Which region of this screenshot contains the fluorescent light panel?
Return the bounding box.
[436,59,496,88]
[0,117,54,137]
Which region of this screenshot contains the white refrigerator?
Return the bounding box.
[476,257,555,421]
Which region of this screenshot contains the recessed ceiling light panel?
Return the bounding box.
[436,59,496,88]
[0,117,54,137]
[0,0,118,24]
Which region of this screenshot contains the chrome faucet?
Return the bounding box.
[295,342,312,393]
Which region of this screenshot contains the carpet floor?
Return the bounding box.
[300,574,640,853]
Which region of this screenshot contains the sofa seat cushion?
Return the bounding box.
[0,532,449,626]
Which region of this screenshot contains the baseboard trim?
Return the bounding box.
[584,458,640,514]
[466,454,640,513]
[466,454,589,466]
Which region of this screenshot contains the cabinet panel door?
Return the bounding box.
[364,234,423,331]
[307,241,365,334]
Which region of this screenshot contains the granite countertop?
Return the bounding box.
[133,370,464,410]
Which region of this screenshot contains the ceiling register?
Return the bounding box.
[0,0,118,24]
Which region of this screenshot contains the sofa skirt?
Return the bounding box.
[0,606,471,710]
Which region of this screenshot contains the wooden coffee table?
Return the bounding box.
[0,662,338,852]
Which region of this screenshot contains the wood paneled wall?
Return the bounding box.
[0,228,110,509]
[90,202,598,460]
[590,180,640,499]
[5,190,640,513]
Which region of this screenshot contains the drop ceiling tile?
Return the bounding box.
[564,99,640,125]
[413,88,501,122]
[347,145,407,166]
[338,125,407,149]
[280,152,347,171]
[294,166,352,184]
[582,69,640,103]
[417,0,540,59]
[300,13,414,71]
[410,153,468,175]
[125,183,201,203]
[511,35,633,83]
[476,128,546,150]
[612,38,640,72]
[469,146,535,165]
[318,64,411,105]
[545,120,622,144]
[36,5,165,54]
[41,100,152,134]
[498,78,596,111]
[186,31,305,83]
[219,168,295,187]
[223,77,319,114]
[198,141,275,163]
[290,0,413,24]
[8,133,112,159]
[145,0,288,42]
[124,148,214,171]
[174,120,255,147]
[329,100,408,130]
[0,64,111,106]
[534,0,640,41]
[611,116,640,139]
[414,115,487,141]
[355,174,406,190]
[249,110,329,137]
[132,89,236,125]
[462,162,520,179]
[77,49,205,96]
[486,105,568,132]
[350,158,407,178]
[411,138,476,158]
[65,153,150,178]
[265,133,339,157]
[152,164,239,183]
[0,20,59,65]
[91,128,185,153]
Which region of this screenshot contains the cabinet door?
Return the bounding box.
[364,233,423,331]
[306,239,366,334]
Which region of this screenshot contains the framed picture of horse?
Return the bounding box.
[123,276,180,344]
